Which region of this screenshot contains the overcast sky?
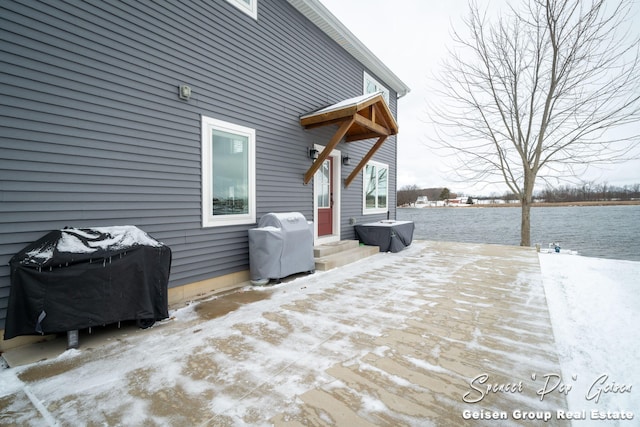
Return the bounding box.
[319,0,640,196]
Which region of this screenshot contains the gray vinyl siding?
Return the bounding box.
[339,132,398,240]
[0,0,399,330]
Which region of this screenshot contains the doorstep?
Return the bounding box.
[314,240,379,271]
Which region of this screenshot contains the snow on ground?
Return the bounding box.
[1,244,638,425]
[539,253,640,420]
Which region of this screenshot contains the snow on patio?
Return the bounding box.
[540,253,640,422]
[0,240,638,426]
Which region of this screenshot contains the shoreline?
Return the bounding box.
[401,200,640,208]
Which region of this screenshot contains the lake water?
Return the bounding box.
[397,204,640,262]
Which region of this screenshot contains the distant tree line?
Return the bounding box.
[397,185,456,206]
[536,182,640,202]
[397,182,640,206]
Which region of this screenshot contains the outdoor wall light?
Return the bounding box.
[179,84,192,100]
[342,155,351,166]
[309,148,319,161]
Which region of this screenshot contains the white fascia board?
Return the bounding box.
[287,0,410,99]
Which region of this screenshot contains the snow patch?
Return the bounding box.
[60,226,163,252]
[540,253,640,414]
[57,232,98,254]
[21,225,163,264]
[2,242,638,424]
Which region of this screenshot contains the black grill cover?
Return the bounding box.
[354,220,415,253]
[4,226,171,340]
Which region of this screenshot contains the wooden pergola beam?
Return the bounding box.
[346,131,386,143]
[301,116,351,130]
[300,93,399,187]
[344,135,388,188]
[299,107,357,128]
[353,113,390,138]
[303,118,355,184]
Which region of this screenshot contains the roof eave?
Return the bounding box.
[286,0,411,99]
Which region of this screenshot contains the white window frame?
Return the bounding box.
[363,71,390,104]
[201,115,256,227]
[362,161,389,215]
[226,0,258,20]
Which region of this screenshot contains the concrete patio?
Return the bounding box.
[0,240,569,426]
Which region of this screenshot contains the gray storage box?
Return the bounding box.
[248,212,315,284]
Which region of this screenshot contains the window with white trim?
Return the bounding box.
[363,71,390,104]
[317,160,331,208]
[226,0,258,20]
[363,161,388,214]
[201,116,256,227]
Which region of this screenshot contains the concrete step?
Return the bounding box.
[313,240,360,258]
[314,243,379,271]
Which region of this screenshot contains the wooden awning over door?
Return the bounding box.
[300,93,398,187]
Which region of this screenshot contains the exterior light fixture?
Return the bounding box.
[342,155,351,166]
[179,85,191,100]
[309,148,319,160]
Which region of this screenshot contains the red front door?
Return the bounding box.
[317,157,333,236]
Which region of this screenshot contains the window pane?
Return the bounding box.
[363,162,389,213]
[317,159,330,207]
[226,0,257,19]
[366,80,377,94]
[365,165,376,208]
[377,167,387,208]
[364,72,390,104]
[212,129,248,216]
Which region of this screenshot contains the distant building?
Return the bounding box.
[445,196,477,206]
[415,196,430,207]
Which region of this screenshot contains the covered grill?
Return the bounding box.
[248,212,315,284]
[4,226,171,340]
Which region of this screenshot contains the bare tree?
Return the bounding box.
[429,0,640,246]
[397,184,421,206]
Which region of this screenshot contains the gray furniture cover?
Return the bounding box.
[248,212,315,283]
[355,220,415,252]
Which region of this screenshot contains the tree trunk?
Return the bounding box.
[520,176,535,247]
[520,201,531,247]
